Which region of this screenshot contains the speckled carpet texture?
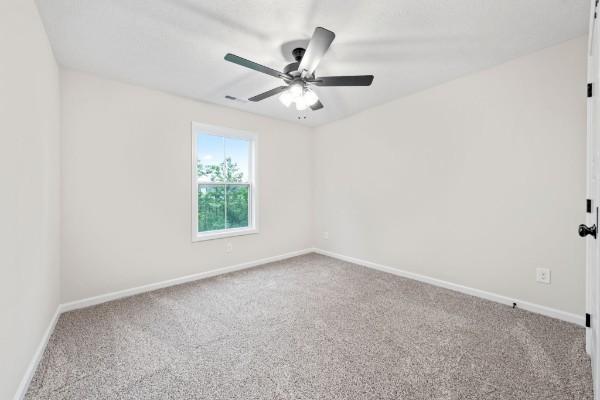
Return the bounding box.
[26,253,592,399]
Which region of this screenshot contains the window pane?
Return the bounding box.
[198,184,225,232]
[225,184,249,229]
[224,137,250,183]
[197,134,225,183]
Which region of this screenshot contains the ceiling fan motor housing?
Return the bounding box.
[283,62,300,76]
[284,48,306,78]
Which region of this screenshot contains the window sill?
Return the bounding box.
[193,227,258,242]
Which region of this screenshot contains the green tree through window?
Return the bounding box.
[197,157,244,183]
[196,134,252,234]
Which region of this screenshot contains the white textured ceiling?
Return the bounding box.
[36,0,588,127]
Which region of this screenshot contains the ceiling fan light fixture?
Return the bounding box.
[303,89,319,107]
[295,96,309,111]
[279,91,293,107]
[289,82,304,99]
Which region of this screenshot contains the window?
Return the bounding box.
[192,122,257,241]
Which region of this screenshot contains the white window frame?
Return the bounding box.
[191,122,258,242]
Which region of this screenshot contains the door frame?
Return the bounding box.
[587,1,600,398]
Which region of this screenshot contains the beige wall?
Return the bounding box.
[60,69,313,303]
[313,36,587,315]
[0,1,61,399]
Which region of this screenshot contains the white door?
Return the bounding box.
[586,0,600,397]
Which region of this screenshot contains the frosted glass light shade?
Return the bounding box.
[295,96,308,110]
[279,91,293,107]
[303,89,319,106]
[288,83,304,99]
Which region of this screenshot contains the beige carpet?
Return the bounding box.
[26,253,592,399]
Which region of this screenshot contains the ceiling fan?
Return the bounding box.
[224,27,374,112]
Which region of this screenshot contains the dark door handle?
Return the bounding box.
[579,224,597,238]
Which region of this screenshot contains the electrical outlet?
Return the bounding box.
[226,242,233,253]
[536,268,550,284]
[323,231,329,240]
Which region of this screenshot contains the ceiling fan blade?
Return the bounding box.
[248,86,289,102]
[225,53,288,80]
[310,100,324,111]
[311,75,374,86]
[298,27,335,77]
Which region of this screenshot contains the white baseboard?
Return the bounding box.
[13,307,61,400]
[60,248,314,313]
[314,248,585,327]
